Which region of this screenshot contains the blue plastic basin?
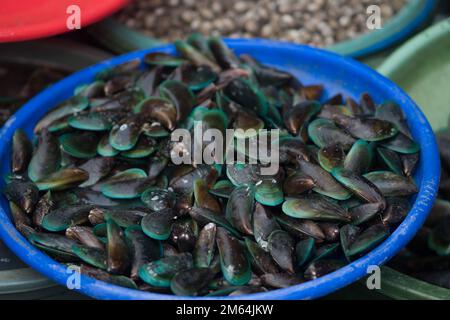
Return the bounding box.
[0,39,440,300]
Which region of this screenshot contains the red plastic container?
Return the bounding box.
[0,0,129,42]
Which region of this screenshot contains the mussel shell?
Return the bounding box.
[295,237,315,267]
[194,179,221,213]
[216,227,251,286]
[28,129,61,182]
[79,157,115,187]
[41,205,94,232]
[171,268,214,296]
[125,225,163,280]
[332,114,397,142]
[59,132,100,159]
[332,168,386,207]
[343,140,373,175]
[194,223,216,268]
[12,129,32,174]
[159,80,196,122]
[72,245,107,270]
[318,144,345,172]
[245,238,279,274]
[282,194,351,222]
[139,252,194,288]
[308,119,355,150]
[226,185,255,236]
[298,159,351,200]
[5,179,39,214]
[267,230,295,273]
[364,171,418,197]
[380,133,420,154]
[274,213,325,241]
[106,218,130,274]
[253,203,280,251]
[35,168,89,191]
[260,273,303,289]
[141,187,176,211]
[141,208,175,241]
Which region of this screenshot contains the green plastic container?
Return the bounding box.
[0,39,111,299]
[88,0,436,59]
[378,18,450,131]
[372,18,450,300]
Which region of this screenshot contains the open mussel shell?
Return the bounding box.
[139,252,194,288]
[141,208,175,241]
[216,227,251,286]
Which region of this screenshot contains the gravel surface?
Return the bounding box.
[116,0,406,47]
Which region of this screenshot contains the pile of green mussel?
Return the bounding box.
[389,117,450,289]
[4,35,420,296]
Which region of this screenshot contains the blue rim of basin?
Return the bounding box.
[0,39,440,300]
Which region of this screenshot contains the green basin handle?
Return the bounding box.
[379,267,450,300]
